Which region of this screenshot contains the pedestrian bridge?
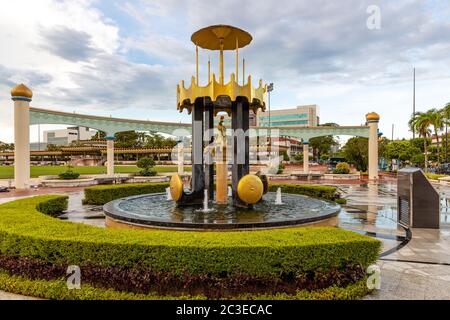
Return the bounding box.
[29,107,370,140]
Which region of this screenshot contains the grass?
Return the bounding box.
[424,172,448,180]
[0,165,190,179]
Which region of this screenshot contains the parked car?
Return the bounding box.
[436,163,450,175]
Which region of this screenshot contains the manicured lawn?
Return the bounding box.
[0,165,190,179]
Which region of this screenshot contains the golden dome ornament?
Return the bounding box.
[237,174,264,205]
[366,112,380,122]
[11,83,33,99]
[169,174,184,202]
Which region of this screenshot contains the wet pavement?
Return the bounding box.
[1,181,449,300]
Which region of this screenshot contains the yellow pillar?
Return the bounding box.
[11,84,32,189]
[216,144,228,204]
[219,39,224,84]
[366,112,380,180]
[242,58,245,85]
[235,37,239,82]
[177,141,184,175]
[106,136,115,176]
[208,57,211,82]
[196,45,199,85]
[303,141,310,174]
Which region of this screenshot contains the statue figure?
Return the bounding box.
[215,115,227,152]
[203,115,227,160]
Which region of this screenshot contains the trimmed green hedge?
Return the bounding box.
[269,184,343,202]
[84,182,346,205]
[35,196,68,217]
[0,271,371,300]
[83,182,169,205]
[0,196,379,278]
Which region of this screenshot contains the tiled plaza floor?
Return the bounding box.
[0,180,449,300]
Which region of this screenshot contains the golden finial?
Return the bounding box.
[11,83,33,99]
[366,112,380,122]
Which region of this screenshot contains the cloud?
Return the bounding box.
[38,26,100,62]
[1,0,450,143]
[47,53,188,110]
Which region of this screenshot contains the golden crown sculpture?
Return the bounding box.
[176,25,267,116]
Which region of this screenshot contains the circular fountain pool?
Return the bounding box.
[103,192,341,230]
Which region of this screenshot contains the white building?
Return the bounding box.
[43,126,96,146]
[257,105,319,127]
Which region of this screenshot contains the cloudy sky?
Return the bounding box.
[1,0,450,143]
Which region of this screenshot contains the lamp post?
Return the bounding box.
[267,83,274,148]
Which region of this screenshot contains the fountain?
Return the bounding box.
[275,188,283,205]
[103,25,341,230]
[166,187,172,201]
[197,189,215,213]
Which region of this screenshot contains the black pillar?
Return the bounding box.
[232,98,250,207]
[191,98,205,195]
[204,99,214,199]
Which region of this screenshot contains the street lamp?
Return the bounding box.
[267,83,274,147]
[267,82,274,127]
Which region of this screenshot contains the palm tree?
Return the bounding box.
[409,111,432,172]
[428,108,444,163]
[442,103,450,162]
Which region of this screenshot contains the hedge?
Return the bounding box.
[0,272,371,300]
[0,195,379,298]
[84,182,345,206]
[269,184,343,202]
[83,182,169,205]
[35,196,68,217]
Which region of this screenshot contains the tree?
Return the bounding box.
[0,142,14,152]
[46,144,60,151]
[309,136,338,162]
[428,108,444,163]
[114,131,141,148]
[137,157,156,176]
[91,131,106,140]
[343,137,368,172]
[281,150,290,162]
[382,140,421,165]
[409,111,433,172]
[309,123,339,162]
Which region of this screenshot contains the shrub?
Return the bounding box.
[269,184,340,202]
[294,154,303,162]
[83,182,169,205]
[425,173,447,181]
[282,150,290,162]
[334,162,350,174]
[137,157,156,176]
[277,163,286,174]
[58,166,80,180]
[0,271,370,300]
[35,196,68,217]
[0,196,380,298]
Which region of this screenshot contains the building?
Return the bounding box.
[270,137,303,158]
[43,126,96,146]
[257,105,318,127]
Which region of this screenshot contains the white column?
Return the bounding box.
[303,141,310,174]
[106,136,115,176]
[177,141,184,175]
[367,113,380,180]
[11,85,32,189]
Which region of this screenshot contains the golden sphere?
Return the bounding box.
[11,83,33,99]
[170,174,183,202]
[237,174,264,205]
[366,112,380,122]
